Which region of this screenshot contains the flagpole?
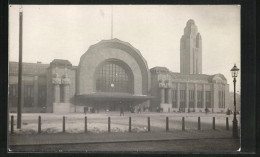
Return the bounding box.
[111,5,113,39]
[17,7,23,129]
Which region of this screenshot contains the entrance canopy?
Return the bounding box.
[76,93,154,102]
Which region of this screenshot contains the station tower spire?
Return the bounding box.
[180,19,202,74]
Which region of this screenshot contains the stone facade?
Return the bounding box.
[150,67,229,113]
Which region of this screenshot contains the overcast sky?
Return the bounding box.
[9,5,240,92]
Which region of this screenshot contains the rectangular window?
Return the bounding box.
[180,90,186,108]
[197,91,203,108]
[219,91,225,108]
[24,85,34,107]
[172,90,177,108]
[206,91,211,108]
[189,90,195,108]
[38,85,46,107]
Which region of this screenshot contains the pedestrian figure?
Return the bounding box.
[137,105,141,113]
[205,107,209,114]
[120,107,124,116]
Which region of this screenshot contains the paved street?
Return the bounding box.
[10,138,240,152]
[9,129,240,152]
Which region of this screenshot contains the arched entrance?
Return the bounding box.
[95,59,134,94]
[76,39,152,113]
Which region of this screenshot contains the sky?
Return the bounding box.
[9,5,240,92]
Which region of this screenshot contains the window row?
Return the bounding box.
[167,90,211,108]
[9,84,46,107]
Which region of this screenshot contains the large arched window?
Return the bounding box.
[95,60,133,94]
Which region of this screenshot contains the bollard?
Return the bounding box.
[38,116,41,134]
[213,117,215,130]
[166,117,169,131]
[63,116,65,133]
[226,117,229,130]
[108,117,110,132]
[85,116,87,133]
[129,117,131,132]
[198,117,201,130]
[11,115,14,134]
[148,117,150,132]
[182,117,185,131]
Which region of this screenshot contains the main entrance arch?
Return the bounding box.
[76,39,152,112]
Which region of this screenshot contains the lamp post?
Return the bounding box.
[230,64,239,138]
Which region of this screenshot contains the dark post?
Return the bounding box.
[129,117,131,132]
[108,117,110,132]
[226,117,229,130]
[198,117,201,130]
[11,116,14,134]
[38,116,41,133]
[148,117,150,132]
[233,77,238,138]
[182,117,185,131]
[85,116,87,133]
[166,117,169,131]
[213,117,215,130]
[17,11,23,129]
[230,64,239,138]
[63,116,65,133]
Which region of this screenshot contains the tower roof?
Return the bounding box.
[186,19,195,26]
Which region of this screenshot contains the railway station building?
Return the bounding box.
[8,19,230,113]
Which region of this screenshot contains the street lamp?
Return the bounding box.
[230,64,239,138]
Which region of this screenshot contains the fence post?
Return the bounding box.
[148,117,150,132]
[166,117,169,131]
[226,117,229,130]
[63,116,65,133]
[38,116,41,134]
[213,117,215,130]
[182,117,185,131]
[198,117,201,130]
[108,117,110,133]
[85,116,87,133]
[11,115,14,134]
[129,117,131,132]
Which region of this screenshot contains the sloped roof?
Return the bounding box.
[9,61,49,76]
[50,59,72,68]
[150,66,169,74]
[149,66,226,83]
[169,72,210,82]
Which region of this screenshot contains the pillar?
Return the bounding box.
[53,84,60,103]
[177,83,180,109]
[52,74,61,103]
[33,76,38,107]
[62,84,70,103]
[222,85,225,109]
[194,83,197,111]
[186,83,189,110]
[167,88,172,104]
[225,84,230,109]
[213,84,218,112]
[61,75,71,103]
[160,88,165,104]
[203,84,206,109]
